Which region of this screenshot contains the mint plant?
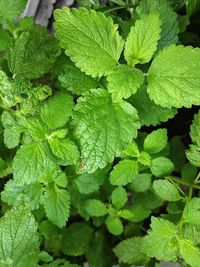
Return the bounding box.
[0,0,200,266]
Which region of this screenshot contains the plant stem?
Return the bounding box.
[165,175,200,190]
[104,6,127,14]
[194,171,200,183]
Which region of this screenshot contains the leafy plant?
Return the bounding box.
[0,0,200,266]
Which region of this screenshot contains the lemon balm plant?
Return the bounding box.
[0,0,200,266]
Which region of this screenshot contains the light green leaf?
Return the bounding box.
[110,159,138,186]
[138,151,151,167]
[150,157,174,177]
[190,110,200,147]
[179,238,200,267]
[153,179,181,201]
[123,141,139,157]
[128,204,151,222]
[83,199,107,217]
[144,129,168,154]
[0,205,39,267]
[105,215,123,235]
[58,56,98,95]
[113,237,149,265]
[186,145,200,167]
[130,85,177,126]
[13,142,46,184]
[182,223,200,245]
[40,91,74,130]
[0,0,27,23]
[9,27,59,79]
[49,137,80,166]
[147,45,200,108]
[130,173,151,192]
[73,89,140,173]
[124,12,161,66]
[142,217,178,261]
[54,8,124,77]
[182,198,200,224]
[107,65,144,102]
[44,184,70,228]
[62,222,93,256]
[22,117,48,141]
[0,28,13,52]
[111,187,127,210]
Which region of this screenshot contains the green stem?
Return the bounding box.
[104,6,127,14]
[165,175,200,190]
[194,171,200,183]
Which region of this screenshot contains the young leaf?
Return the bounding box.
[124,12,161,66]
[179,238,200,267]
[153,179,181,201]
[105,215,123,235]
[182,198,200,224]
[142,217,178,261]
[13,143,46,184]
[144,129,168,154]
[130,173,152,192]
[72,89,140,173]
[83,199,107,217]
[107,65,144,102]
[0,205,39,267]
[0,0,27,23]
[186,145,200,167]
[109,160,138,186]
[44,184,70,228]
[150,157,174,177]
[9,27,59,79]
[113,237,149,265]
[111,187,128,210]
[40,91,74,130]
[54,8,124,77]
[147,45,200,108]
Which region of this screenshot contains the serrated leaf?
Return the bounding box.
[179,238,200,267]
[44,184,70,228]
[111,187,127,210]
[153,179,181,201]
[110,159,138,186]
[0,205,39,267]
[142,217,178,261]
[9,27,59,79]
[144,129,168,154]
[0,0,27,23]
[40,91,74,130]
[107,65,144,102]
[150,157,174,177]
[49,137,80,166]
[190,110,200,147]
[62,222,93,256]
[83,199,107,217]
[182,223,200,245]
[54,8,124,77]
[113,237,149,265]
[182,198,200,224]
[105,215,123,235]
[72,89,140,173]
[186,145,200,167]
[22,117,48,141]
[147,45,200,108]
[130,85,177,126]
[124,12,161,66]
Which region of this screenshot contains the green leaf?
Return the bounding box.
[109,159,138,186]
[144,129,168,154]
[185,0,200,17]
[49,137,80,166]
[182,223,200,245]
[0,28,13,52]
[0,205,39,267]
[182,198,200,224]
[22,117,48,141]
[9,27,59,79]
[153,179,181,201]
[13,142,46,184]
[83,199,107,217]
[44,184,70,228]
[113,237,149,265]
[40,91,74,130]
[111,187,127,210]
[128,204,151,222]
[147,45,200,108]
[130,85,177,126]
[142,217,178,261]
[124,12,161,66]
[73,89,140,173]
[134,190,163,210]
[107,65,144,102]
[105,215,123,235]
[179,238,200,267]
[54,7,124,77]
[190,110,200,147]
[186,145,200,167]
[150,157,174,177]
[62,222,93,256]
[130,173,152,192]
[0,0,27,23]
[58,56,98,95]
